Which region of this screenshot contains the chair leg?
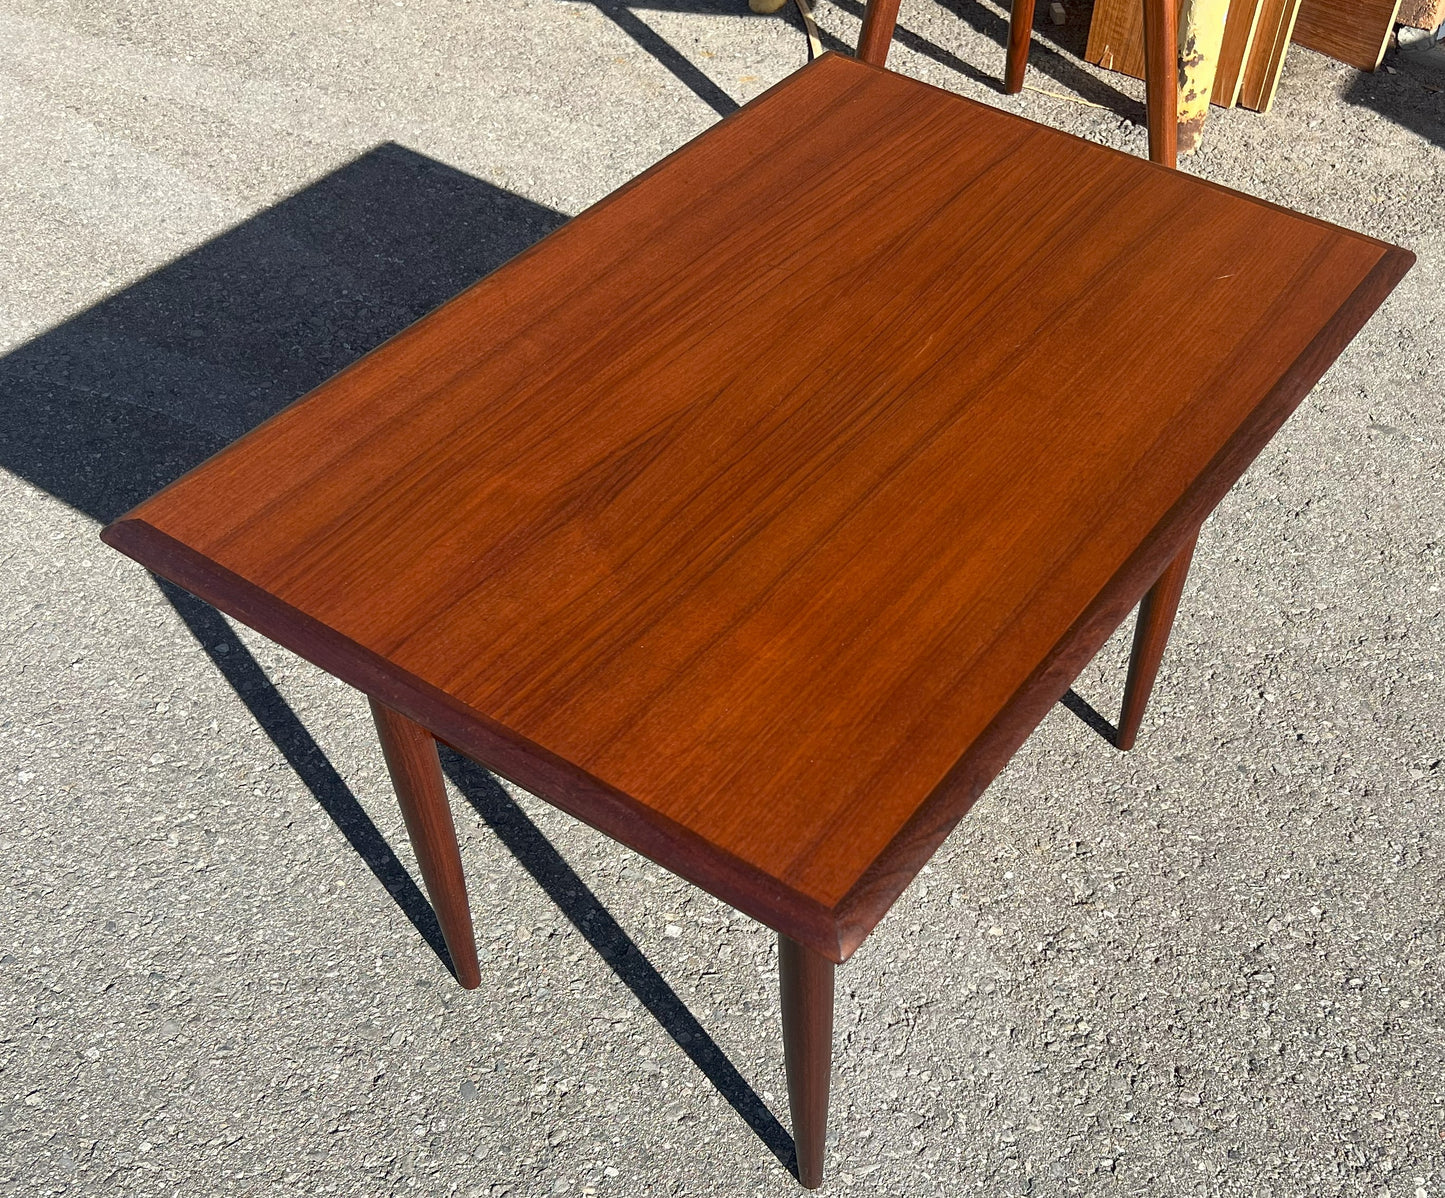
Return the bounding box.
[1141,0,1179,167]
[856,0,904,66]
[1116,533,1198,751]
[1005,0,1037,93]
[779,934,835,1189]
[369,698,482,989]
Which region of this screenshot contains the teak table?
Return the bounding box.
[102,55,1411,1188]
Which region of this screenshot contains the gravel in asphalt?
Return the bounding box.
[1,1,1441,1194]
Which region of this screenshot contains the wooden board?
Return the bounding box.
[1086,0,1173,78]
[101,54,1412,964]
[1292,0,1402,69]
[1239,0,1305,110]
[1215,0,1267,105]
[1086,0,1266,107]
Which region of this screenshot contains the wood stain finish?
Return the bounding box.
[103,55,1413,966]
[1238,0,1306,111]
[370,699,482,988]
[1293,0,1402,70]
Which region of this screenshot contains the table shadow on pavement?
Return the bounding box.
[0,143,569,977]
[442,750,797,1173]
[584,0,1138,118]
[0,139,802,1172]
[0,134,1117,1176]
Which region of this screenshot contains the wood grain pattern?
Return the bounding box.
[1238,0,1304,111]
[1086,0,1263,107]
[1084,0,1154,75]
[1214,0,1266,107]
[1292,0,1401,70]
[101,54,1412,964]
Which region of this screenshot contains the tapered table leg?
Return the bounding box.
[1004,0,1038,93]
[779,934,834,1189]
[1117,533,1198,751]
[369,698,481,989]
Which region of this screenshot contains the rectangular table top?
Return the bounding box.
[103,54,1411,961]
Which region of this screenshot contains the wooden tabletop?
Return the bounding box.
[103,54,1411,962]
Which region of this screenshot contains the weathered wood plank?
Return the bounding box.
[1214,0,1266,105]
[1178,0,1232,149]
[1237,0,1303,110]
[1086,0,1266,107]
[1292,0,1401,70]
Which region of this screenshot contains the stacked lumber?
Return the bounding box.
[1085,0,1404,123]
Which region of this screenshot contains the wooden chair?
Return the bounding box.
[856,0,1181,167]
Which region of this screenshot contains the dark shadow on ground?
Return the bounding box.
[442,750,798,1175]
[828,0,1006,89]
[935,0,1138,116]
[575,0,847,115]
[567,0,1136,118]
[1344,42,1445,149]
[1060,686,1119,745]
[0,138,796,1167]
[590,1,743,114]
[159,579,459,976]
[827,0,1139,117]
[0,141,567,972]
[0,143,566,521]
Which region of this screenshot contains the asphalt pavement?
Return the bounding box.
[1,1,1441,1194]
